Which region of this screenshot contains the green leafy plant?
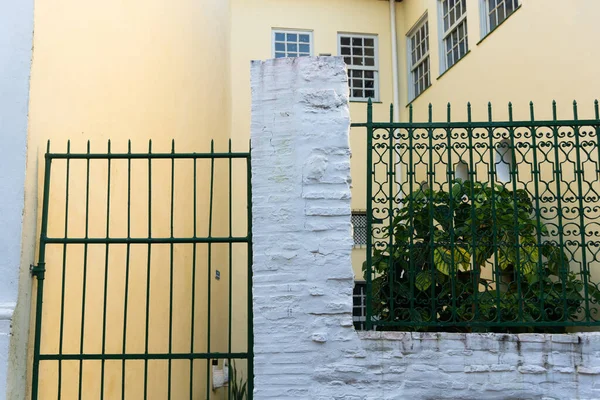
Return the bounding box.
[364,179,600,332]
[228,361,248,400]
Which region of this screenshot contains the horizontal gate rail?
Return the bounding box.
[43,237,250,244]
[39,353,250,361]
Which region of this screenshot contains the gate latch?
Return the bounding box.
[30,263,46,280]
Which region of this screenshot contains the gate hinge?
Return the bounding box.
[30,263,46,280]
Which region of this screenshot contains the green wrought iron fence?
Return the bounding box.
[352,99,600,331]
[30,140,253,399]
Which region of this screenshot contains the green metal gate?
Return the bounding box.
[30,140,253,399]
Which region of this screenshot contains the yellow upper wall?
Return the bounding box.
[230,0,395,210]
[396,0,600,122]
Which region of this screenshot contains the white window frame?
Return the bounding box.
[272,29,314,59]
[338,33,380,102]
[406,13,430,101]
[437,0,469,74]
[479,0,520,37]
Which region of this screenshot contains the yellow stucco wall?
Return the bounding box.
[22,0,242,398]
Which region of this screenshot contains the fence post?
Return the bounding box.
[250,57,353,398]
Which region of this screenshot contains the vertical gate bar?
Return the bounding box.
[100,140,113,399]
[427,104,437,323]
[57,141,71,400]
[551,102,569,320]
[121,141,132,400]
[529,103,546,321]
[365,99,374,330]
[31,141,53,400]
[572,102,591,322]
[143,140,153,400]
[487,105,502,322]
[387,104,395,323]
[189,156,197,400]
[447,104,457,323]
[228,139,233,400]
[508,103,524,322]
[407,106,415,317]
[247,143,254,399]
[77,141,92,400]
[467,106,479,323]
[168,140,175,399]
[206,141,215,400]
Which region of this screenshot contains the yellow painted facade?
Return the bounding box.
[20,0,600,397]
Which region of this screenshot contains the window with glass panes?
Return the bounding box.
[408,17,430,100]
[440,0,468,72]
[273,30,312,58]
[484,0,519,33]
[339,34,379,101]
[353,281,367,330]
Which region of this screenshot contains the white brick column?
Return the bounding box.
[250,57,354,399]
[0,1,34,399]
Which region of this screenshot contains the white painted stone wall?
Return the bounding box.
[250,57,600,400]
[0,1,34,399]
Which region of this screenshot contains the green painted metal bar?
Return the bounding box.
[206,141,215,400]
[38,353,250,361]
[572,101,591,322]
[143,140,153,400]
[77,141,91,400]
[466,105,479,323]
[247,143,254,399]
[387,104,395,323]
[121,140,132,400]
[100,140,113,399]
[351,119,600,129]
[57,141,71,400]
[427,104,437,324]
[30,141,53,400]
[529,103,546,322]
[228,139,233,400]
[43,237,249,244]
[551,102,569,321]
[508,103,524,322]
[47,152,250,160]
[168,140,175,400]
[365,99,374,331]
[189,156,198,400]
[447,104,457,323]
[407,105,416,319]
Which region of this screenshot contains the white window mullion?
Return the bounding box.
[339,33,379,101]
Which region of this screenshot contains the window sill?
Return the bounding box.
[477,5,522,46]
[436,50,471,81]
[350,99,382,104]
[406,84,433,108]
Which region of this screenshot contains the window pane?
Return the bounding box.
[365,80,374,89]
[275,43,285,51]
[353,57,363,66]
[353,79,363,88]
[287,43,297,52]
[341,47,351,55]
[354,47,363,56]
[341,37,350,46]
[275,32,285,41]
[287,52,298,57]
[365,47,374,57]
[365,90,375,98]
[275,52,285,58]
[299,44,310,53]
[344,57,352,65]
[353,89,363,98]
[352,70,363,78]
[299,53,309,57]
[286,33,297,41]
[364,38,374,47]
[364,71,374,79]
[299,34,310,43]
[352,37,363,46]
[365,58,374,66]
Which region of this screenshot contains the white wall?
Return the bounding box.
[0,1,34,398]
[250,56,600,400]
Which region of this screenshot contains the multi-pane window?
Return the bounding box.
[408,17,430,100]
[339,34,379,101]
[351,212,367,247]
[353,281,367,330]
[483,0,519,33]
[440,0,468,72]
[273,30,312,58]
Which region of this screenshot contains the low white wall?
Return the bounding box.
[250,56,600,400]
[0,1,34,399]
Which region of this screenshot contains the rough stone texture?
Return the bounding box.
[0,1,34,399]
[250,57,600,400]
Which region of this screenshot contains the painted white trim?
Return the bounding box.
[271,28,314,59]
[337,32,380,102]
[389,0,400,122]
